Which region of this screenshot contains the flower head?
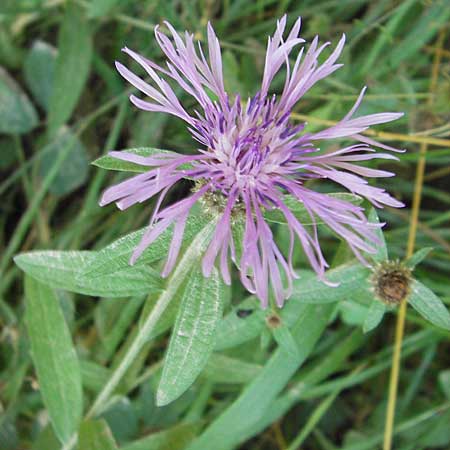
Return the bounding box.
[100,16,404,308]
[370,260,412,305]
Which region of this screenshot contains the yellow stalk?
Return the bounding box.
[382,29,445,450]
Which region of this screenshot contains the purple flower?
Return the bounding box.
[100,16,404,308]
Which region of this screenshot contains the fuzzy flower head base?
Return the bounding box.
[101,16,404,308]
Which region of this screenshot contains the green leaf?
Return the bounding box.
[367,208,388,262]
[0,67,38,134]
[438,370,450,400]
[272,323,300,358]
[80,360,110,393]
[222,50,243,94]
[138,282,184,342]
[24,275,82,444]
[360,0,416,74]
[78,420,118,450]
[387,3,450,73]
[215,296,264,350]
[339,300,370,327]
[101,397,138,443]
[405,247,433,269]
[92,147,192,173]
[203,354,262,384]
[87,0,121,18]
[79,211,210,278]
[363,301,386,333]
[408,279,450,330]
[32,425,60,450]
[38,126,90,196]
[291,264,370,303]
[15,250,162,297]
[0,136,17,169]
[264,193,362,225]
[216,264,369,351]
[157,267,224,406]
[185,303,335,450]
[121,422,199,450]
[23,40,56,111]
[47,2,92,137]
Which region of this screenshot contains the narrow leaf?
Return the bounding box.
[185,303,335,450]
[80,211,209,278]
[78,420,118,450]
[157,267,224,406]
[409,279,450,330]
[203,354,262,384]
[272,323,300,358]
[363,301,386,333]
[138,280,185,342]
[48,2,92,136]
[215,296,264,350]
[80,360,111,393]
[438,370,450,400]
[25,275,82,444]
[121,422,199,450]
[92,147,191,173]
[15,251,162,297]
[88,0,121,18]
[367,208,388,262]
[405,247,433,269]
[291,264,370,303]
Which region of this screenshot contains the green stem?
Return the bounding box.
[62,219,216,449]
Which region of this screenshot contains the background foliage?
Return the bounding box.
[1,1,449,449]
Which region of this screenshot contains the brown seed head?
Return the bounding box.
[371,260,412,305]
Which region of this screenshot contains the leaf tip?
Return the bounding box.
[156,389,172,407]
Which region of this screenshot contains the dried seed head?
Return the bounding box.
[371,260,412,305]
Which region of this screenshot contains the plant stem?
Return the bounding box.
[382,29,445,450]
[61,219,216,450]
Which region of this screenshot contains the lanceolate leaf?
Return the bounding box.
[363,301,386,333]
[120,422,199,450]
[157,267,224,406]
[215,264,370,351]
[88,0,121,18]
[79,211,210,279]
[185,303,335,450]
[92,148,191,173]
[139,279,186,342]
[203,354,262,384]
[15,251,162,297]
[78,420,118,450]
[405,247,433,269]
[291,264,370,303]
[215,296,264,350]
[25,275,82,444]
[408,279,450,331]
[48,2,92,137]
[272,323,300,358]
[367,208,388,262]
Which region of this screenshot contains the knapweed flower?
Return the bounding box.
[100,16,404,307]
